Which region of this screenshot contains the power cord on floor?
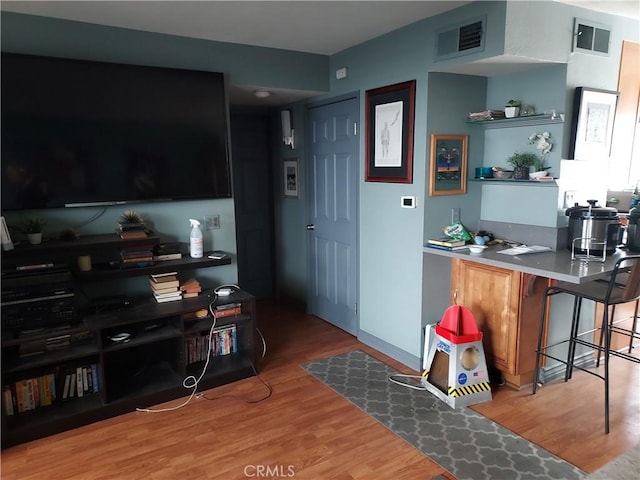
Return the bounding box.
[388,373,429,391]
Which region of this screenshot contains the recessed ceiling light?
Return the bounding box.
[254,90,271,98]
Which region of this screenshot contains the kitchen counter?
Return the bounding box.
[423,245,632,284]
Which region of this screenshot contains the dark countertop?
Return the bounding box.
[423,245,633,284]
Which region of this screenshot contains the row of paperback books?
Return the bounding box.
[3,364,99,416]
[184,324,237,365]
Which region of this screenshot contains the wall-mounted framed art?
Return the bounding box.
[568,87,619,160]
[365,80,416,183]
[428,134,468,196]
[283,158,299,198]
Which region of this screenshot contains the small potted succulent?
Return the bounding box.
[507,152,537,180]
[21,216,45,244]
[504,99,521,118]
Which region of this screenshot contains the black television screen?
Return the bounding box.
[1,53,232,210]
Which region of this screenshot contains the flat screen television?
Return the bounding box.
[1,53,232,211]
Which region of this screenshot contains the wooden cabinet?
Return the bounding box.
[1,235,255,448]
[451,258,551,389]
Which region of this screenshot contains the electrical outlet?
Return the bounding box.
[564,191,577,209]
[451,208,461,223]
[204,215,220,230]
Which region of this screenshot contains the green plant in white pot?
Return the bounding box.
[505,99,521,118]
[21,216,45,244]
[528,131,553,178]
[507,152,537,180]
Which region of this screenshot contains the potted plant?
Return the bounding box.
[507,152,537,180]
[504,99,521,118]
[528,132,553,178]
[21,216,45,244]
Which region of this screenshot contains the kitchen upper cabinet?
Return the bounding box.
[451,258,552,389]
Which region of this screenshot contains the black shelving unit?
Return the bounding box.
[1,235,255,448]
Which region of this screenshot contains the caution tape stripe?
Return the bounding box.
[447,382,491,397]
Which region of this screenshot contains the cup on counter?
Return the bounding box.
[475,167,493,179]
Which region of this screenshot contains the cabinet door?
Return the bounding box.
[451,259,521,374]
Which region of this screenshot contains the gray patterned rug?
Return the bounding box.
[302,350,584,480]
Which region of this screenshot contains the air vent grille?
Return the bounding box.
[435,16,486,61]
[458,21,483,51]
[573,18,611,55]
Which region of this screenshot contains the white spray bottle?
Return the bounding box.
[189,219,203,258]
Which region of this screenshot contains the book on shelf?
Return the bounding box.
[180,278,202,295]
[152,253,182,261]
[118,230,148,240]
[150,272,178,281]
[155,294,183,303]
[213,303,242,318]
[154,242,183,255]
[426,237,466,247]
[117,222,146,232]
[150,284,179,296]
[149,278,180,290]
[425,243,469,252]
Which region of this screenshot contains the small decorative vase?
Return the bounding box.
[513,166,530,180]
[27,233,42,245]
[504,106,520,118]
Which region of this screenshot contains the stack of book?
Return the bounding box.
[120,244,155,268]
[153,242,183,262]
[425,237,468,251]
[468,110,506,121]
[212,302,242,319]
[180,278,202,299]
[116,222,148,240]
[149,272,182,303]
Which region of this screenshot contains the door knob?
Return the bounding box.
[306,224,315,230]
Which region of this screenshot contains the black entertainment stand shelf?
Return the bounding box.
[1,230,255,449]
[74,255,231,281]
[2,341,99,375]
[2,233,161,257]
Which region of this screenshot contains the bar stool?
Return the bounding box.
[532,254,640,433]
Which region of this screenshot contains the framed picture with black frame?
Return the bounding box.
[428,134,468,196]
[283,158,300,198]
[365,80,416,183]
[568,87,619,160]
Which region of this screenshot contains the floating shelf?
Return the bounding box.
[467,114,564,129]
[470,178,558,187]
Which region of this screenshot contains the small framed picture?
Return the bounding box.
[428,134,468,196]
[283,158,300,198]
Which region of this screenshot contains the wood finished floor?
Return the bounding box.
[1,299,638,479]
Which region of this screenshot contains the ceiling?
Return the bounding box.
[2,1,638,105]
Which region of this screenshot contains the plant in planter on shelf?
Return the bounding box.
[504,99,521,118]
[528,131,553,178]
[21,216,45,244]
[119,210,145,225]
[507,152,537,180]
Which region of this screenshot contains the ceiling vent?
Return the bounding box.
[435,16,486,61]
[573,18,611,55]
